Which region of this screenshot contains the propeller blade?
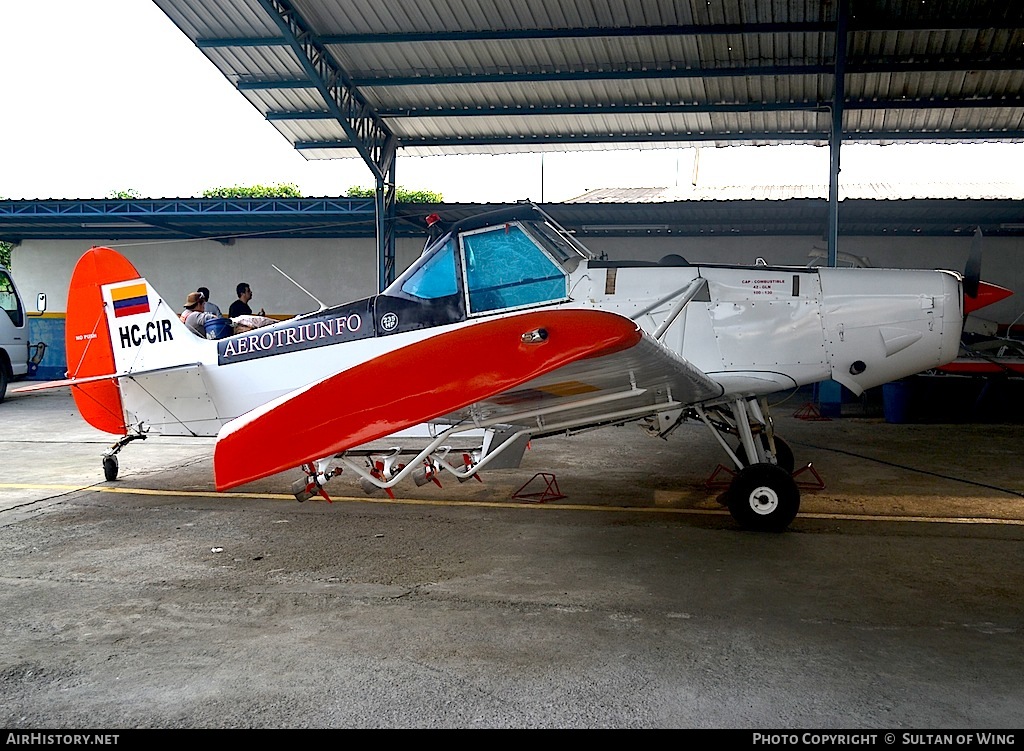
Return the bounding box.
[963,226,982,300]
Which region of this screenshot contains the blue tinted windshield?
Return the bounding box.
[462,224,567,314]
[397,239,458,299]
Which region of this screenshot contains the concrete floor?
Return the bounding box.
[1,386,1022,728]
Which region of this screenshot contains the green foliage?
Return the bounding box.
[346,185,444,203]
[108,189,142,199]
[0,241,10,269]
[202,183,302,198]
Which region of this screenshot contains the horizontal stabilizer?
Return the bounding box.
[14,361,204,395]
[14,374,118,393]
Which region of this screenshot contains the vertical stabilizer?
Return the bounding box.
[65,247,141,434]
[65,246,216,435]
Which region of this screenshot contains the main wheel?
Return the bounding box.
[726,463,800,532]
[102,455,119,481]
[735,434,794,474]
[0,366,8,404]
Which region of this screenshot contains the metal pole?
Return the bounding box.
[828,0,849,267]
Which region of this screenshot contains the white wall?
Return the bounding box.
[582,234,1024,324]
[12,232,1024,325]
[12,236,426,318]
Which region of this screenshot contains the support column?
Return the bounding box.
[827,0,849,267]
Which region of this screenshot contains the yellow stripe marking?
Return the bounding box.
[2,483,1024,526]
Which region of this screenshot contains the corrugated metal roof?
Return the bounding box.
[149,0,1024,161]
[572,181,1024,202]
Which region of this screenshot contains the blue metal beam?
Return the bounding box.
[828,0,850,267]
[294,129,1024,151]
[252,0,395,180]
[235,58,1024,92]
[0,198,378,217]
[263,97,1024,126]
[192,16,1024,49]
[351,65,833,87]
[252,0,399,286]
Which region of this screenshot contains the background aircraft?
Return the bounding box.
[21,204,1010,531]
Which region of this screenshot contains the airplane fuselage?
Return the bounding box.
[106,257,961,440]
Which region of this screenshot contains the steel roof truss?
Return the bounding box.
[252,0,396,180]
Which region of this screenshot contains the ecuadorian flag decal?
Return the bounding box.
[111,282,150,318]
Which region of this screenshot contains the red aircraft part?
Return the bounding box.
[213,309,642,491]
[64,247,141,434]
[964,280,1013,315]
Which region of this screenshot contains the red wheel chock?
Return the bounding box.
[704,464,736,492]
[704,463,825,492]
[793,402,832,421]
[512,473,566,503]
[791,462,826,490]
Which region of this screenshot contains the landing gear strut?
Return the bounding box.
[101,429,147,481]
[695,396,801,531]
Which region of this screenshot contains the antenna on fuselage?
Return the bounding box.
[272,264,327,312]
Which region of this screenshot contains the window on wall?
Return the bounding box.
[460,223,568,315]
[0,271,23,328]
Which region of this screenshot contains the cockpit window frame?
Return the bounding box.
[458,220,570,318]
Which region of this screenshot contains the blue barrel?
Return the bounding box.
[204,317,233,340]
[817,379,843,418]
[882,380,911,423]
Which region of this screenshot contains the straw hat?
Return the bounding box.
[184,291,205,309]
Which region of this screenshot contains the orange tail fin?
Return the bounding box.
[65,247,142,434]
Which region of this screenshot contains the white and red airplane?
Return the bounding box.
[20,204,1011,531]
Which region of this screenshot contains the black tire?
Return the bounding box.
[726,463,800,532]
[0,366,8,404]
[736,434,794,474]
[102,455,119,481]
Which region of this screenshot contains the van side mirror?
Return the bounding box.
[36,292,46,314]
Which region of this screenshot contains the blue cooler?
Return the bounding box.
[204,317,233,339]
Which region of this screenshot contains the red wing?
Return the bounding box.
[213,309,644,490]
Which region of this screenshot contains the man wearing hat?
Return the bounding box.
[180,290,221,338]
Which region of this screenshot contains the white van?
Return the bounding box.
[0,267,44,402]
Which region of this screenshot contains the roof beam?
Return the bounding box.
[295,128,1024,151]
[251,0,397,181]
[194,18,1024,48]
[354,97,1022,119]
[236,58,1024,93]
[347,57,1024,88]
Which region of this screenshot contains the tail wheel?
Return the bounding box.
[102,455,119,481]
[735,435,794,474]
[726,463,800,532]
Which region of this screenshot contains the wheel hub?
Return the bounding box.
[747,485,779,515]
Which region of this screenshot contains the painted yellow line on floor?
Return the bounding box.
[3,483,1024,526]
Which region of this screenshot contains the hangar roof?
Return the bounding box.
[150,0,1024,161]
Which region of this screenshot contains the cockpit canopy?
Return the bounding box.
[385,204,592,317]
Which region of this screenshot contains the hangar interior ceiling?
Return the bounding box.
[149,0,1024,157]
